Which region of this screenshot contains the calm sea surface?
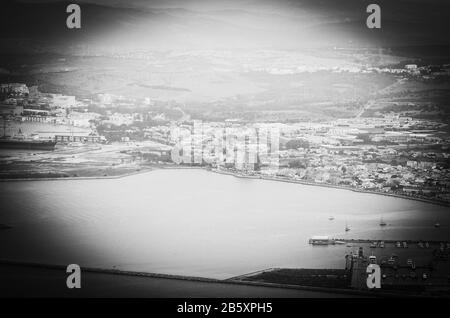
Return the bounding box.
[0,169,449,279]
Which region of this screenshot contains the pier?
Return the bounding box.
[333,238,449,245]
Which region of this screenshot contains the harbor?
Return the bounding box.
[1,168,449,281]
[235,241,450,295]
[304,236,450,294]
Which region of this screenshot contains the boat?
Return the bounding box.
[379,218,387,226]
[434,222,441,228]
[309,235,335,245]
[345,222,350,232]
[379,241,385,248]
[370,242,377,248]
[0,123,56,150]
[328,216,334,221]
[0,138,57,150]
[396,241,401,248]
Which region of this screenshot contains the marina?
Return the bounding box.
[309,238,450,246]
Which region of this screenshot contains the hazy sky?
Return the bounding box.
[4,0,450,52]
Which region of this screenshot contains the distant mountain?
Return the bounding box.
[1,0,450,53]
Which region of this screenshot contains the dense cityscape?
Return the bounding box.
[1,58,450,205]
[2,0,450,299]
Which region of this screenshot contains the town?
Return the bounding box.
[1,60,449,206]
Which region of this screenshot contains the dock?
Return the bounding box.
[333,239,449,245]
[308,237,450,245]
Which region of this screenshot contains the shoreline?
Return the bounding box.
[0,164,449,207]
[0,167,155,182]
[208,168,450,208]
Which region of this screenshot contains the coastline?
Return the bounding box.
[0,260,389,297]
[0,163,449,207]
[207,168,450,208]
[0,167,154,182]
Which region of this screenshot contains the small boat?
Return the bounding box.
[379,241,385,248]
[370,242,377,248]
[425,242,429,248]
[434,222,441,228]
[396,241,401,248]
[328,216,334,221]
[345,225,350,232]
[379,218,387,226]
[402,241,408,248]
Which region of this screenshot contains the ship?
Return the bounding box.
[0,138,56,150]
[1,122,56,150]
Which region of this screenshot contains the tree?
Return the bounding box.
[288,159,307,169]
